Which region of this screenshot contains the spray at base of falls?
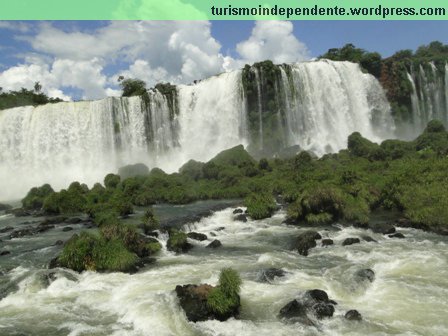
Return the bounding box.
[0,60,396,200]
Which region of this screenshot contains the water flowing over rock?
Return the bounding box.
[0,60,396,200]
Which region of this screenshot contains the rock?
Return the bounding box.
[342,238,360,246]
[0,251,11,256]
[62,227,73,232]
[0,203,12,211]
[206,240,222,248]
[0,226,14,233]
[321,239,334,247]
[175,284,239,322]
[234,214,247,222]
[54,240,64,246]
[64,217,83,224]
[11,208,31,217]
[9,227,34,238]
[210,232,217,237]
[345,309,362,321]
[48,257,61,269]
[312,302,335,319]
[389,232,405,239]
[167,230,192,253]
[355,269,375,283]
[370,223,396,235]
[278,300,314,326]
[187,232,208,241]
[304,289,329,303]
[233,208,244,214]
[361,235,377,243]
[216,227,225,231]
[40,216,68,225]
[294,230,322,256]
[35,224,55,233]
[258,268,286,282]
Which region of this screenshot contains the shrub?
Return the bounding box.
[93,239,138,272]
[207,268,241,315]
[244,193,277,220]
[43,188,86,214]
[141,208,160,233]
[167,229,189,253]
[104,174,121,189]
[118,163,150,179]
[58,232,99,272]
[22,184,54,210]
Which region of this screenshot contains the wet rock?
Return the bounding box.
[64,217,83,224]
[216,227,225,231]
[345,309,362,321]
[145,231,159,238]
[361,235,377,243]
[167,230,193,253]
[355,269,375,283]
[312,302,335,319]
[342,238,360,246]
[209,232,217,237]
[305,289,329,303]
[206,240,222,248]
[258,268,286,282]
[48,257,61,269]
[35,224,55,233]
[233,208,244,214]
[294,230,322,256]
[10,208,31,217]
[9,227,34,238]
[0,226,14,233]
[369,223,396,235]
[62,227,73,232]
[40,216,68,225]
[0,251,11,256]
[278,300,314,326]
[389,232,405,239]
[187,232,208,241]
[0,203,12,211]
[321,239,334,247]
[175,284,239,322]
[54,240,64,246]
[234,214,248,222]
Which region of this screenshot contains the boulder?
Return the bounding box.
[10,208,32,217]
[342,238,360,246]
[167,230,192,253]
[0,226,13,233]
[389,232,405,239]
[313,302,335,319]
[369,223,396,235]
[62,227,73,232]
[0,251,11,256]
[0,203,12,211]
[206,240,222,248]
[355,269,375,283]
[233,208,244,214]
[187,232,208,241]
[321,239,334,247]
[278,300,314,326]
[234,214,248,222]
[175,284,239,322]
[258,268,286,282]
[294,230,322,256]
[361,235,377,243]
[40,216,68,225]
[54,240,64,246]
[9,227,34,238]
[64,217,83,224]
[345,309,362,321]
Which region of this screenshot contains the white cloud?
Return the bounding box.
[236,21,310,64]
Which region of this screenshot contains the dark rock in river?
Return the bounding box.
[0,203,12,211]
[303,289,336,320]
[345,309,362,321]
[64,217,83,224]
[10,208,32,217]
[206,239,222,248]
[278,300,314,325]
[40,216,68,225]
[355,269,375,283]
[389,232,405,239]
[187,232,208,241]
[48,257,61,269]
[54,240,64,246]
[175,284,240,322]
[342,238,360,246]
[233,208,244,214]
[0,226,14,233]
[361,235,377,243]
[313,302,335,319]
[321,239,334,247]
[369,223,396,235]
[258,268,286,282]
[9,227,34,238]
[62,227,73,232]
[234,214,248,222]
[294,230,322,256]
[0,251,11,256]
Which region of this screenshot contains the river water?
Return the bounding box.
[0,205,447,336]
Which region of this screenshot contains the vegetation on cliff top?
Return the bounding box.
[0,83,63,110]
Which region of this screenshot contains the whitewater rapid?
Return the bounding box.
[0,207,447,336]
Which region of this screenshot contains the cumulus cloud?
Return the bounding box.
[0,20,311,100]
[236,21,310,64]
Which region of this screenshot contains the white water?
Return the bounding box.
[0,60,395,200]
[1,208,447,335]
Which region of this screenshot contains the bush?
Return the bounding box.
[118,163,150,179]
[348,132,383,160]
[43,188,86,214]
[22,184,54,210]
[244,193,277,220]
[104,174,121,189]
[141,208,160,233]
[167,229,190,253]
[207,268,241,315]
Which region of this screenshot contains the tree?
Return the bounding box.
[34,81,42,93]
[119,77,147,97]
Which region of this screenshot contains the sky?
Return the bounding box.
[0,20,447,100]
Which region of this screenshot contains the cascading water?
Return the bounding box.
[0,60,395,200]
[406,62,448,134]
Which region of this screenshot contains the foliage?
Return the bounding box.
[167,229,188,253]
[141,208,160,233]
[207,268,241,315]
[0,85,63,110]
[104,174,121,189]
[244,193,277,220]
[119,78,147,97]
[22,184,54,210]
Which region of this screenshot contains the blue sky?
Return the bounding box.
[0,20,447,100]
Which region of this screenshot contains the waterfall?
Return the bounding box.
[407,62,448,134]
[0,60,395,201]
